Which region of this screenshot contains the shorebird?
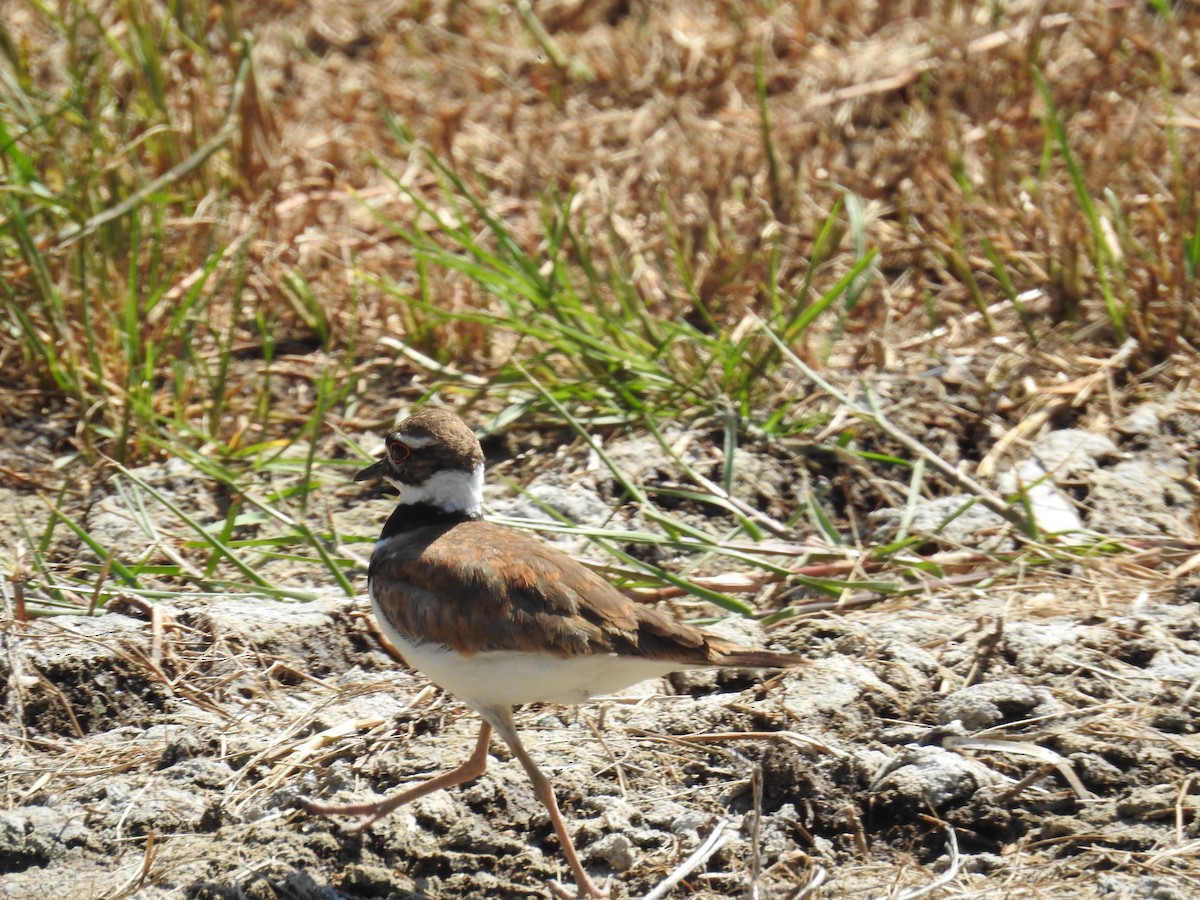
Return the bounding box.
[305,408,803,897]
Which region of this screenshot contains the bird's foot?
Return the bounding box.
[298,796,386,834]
[549,876,610,899]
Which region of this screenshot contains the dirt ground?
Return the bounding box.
[4,1,1200,899]
[3,390,1200,899]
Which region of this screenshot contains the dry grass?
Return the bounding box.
[240,0,1199,362]
[5,1,1199,439]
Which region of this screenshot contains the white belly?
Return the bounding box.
[370,592,682,708]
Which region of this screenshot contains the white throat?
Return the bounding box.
[386,463,484,516]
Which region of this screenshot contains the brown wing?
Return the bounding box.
[369,520,803,667]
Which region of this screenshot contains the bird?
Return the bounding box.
[304,408,805,898]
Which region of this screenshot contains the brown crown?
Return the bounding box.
[367,408,485,487]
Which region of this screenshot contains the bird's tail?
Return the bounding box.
[712,646,806,669]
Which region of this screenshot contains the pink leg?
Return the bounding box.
[304,721,492,834]
[486,707,607,900]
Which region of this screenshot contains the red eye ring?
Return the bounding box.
[387,439,411,464]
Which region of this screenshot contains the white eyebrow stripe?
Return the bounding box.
[395,433,438,448]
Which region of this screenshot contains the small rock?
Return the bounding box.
[1088,459,1194,537]
[937,680,1061,731]
[999,460,1084,534]
[871,746,1000,810]
[1116,786,1177,820]
[669,810,712,847]
[1097,873,1189,899]
[1032,429,1120,477]
[869,495,1014,551]
[583,832,636,871]
[1117,405,1164,437]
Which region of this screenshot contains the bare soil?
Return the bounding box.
[3,389,1200,899]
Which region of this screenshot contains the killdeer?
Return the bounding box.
[305,408,804,898]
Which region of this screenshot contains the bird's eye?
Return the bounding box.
[388,441,411,464]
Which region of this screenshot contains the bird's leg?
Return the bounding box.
[487,708,608,900]
[303,721,492,834]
